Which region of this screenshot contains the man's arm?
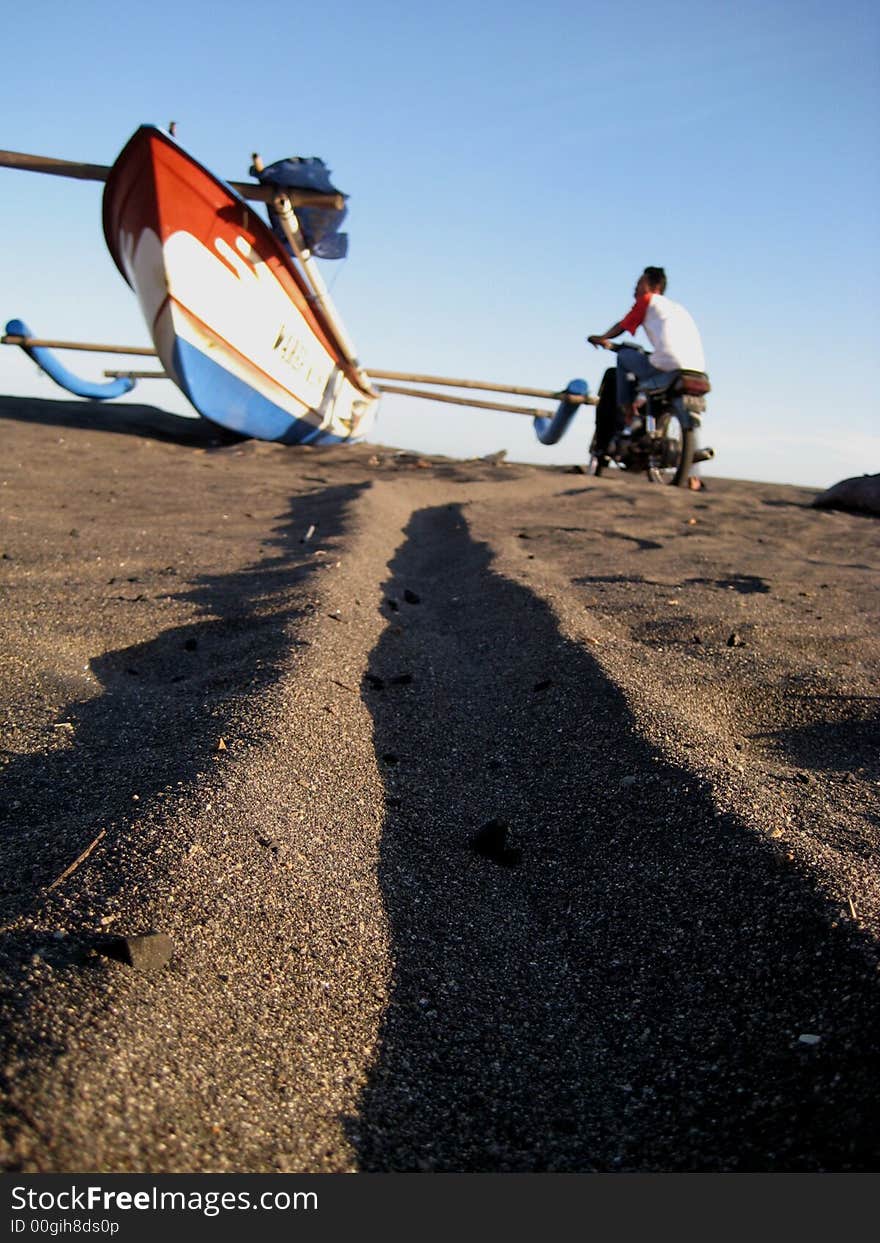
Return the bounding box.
[587,294,651,348]
[587,322,626,349]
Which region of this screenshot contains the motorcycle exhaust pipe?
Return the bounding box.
[693,447,715,463]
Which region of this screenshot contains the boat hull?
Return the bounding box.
[102,126,376,444]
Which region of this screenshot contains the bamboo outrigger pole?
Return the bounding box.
[97,374,584,418]
[104,370,168,380]
[95,373,578,418]
[1,332,157,356]
[2,333,598,413]
[371,371,597,405]
[374,384,589,417]
[0,147,346,211]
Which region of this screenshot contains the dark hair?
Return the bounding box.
[643,266,667,293]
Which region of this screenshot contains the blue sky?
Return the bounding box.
[2,0,878,487]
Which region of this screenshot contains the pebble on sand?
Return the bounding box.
[469,819,522,867]
[105,932,174,973]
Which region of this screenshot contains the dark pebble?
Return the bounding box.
[469,819,522,867]
[403,589,421,605]
[258,836,285,857]
[104,932,174,973]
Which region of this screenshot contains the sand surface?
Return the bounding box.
[0,395,878,1172]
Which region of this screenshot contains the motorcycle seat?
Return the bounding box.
[637,369,711,398]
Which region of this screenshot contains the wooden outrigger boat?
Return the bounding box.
[1,125,596,446]
[100,126,377,444]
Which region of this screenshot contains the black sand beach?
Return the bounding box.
[1,395,878,1172]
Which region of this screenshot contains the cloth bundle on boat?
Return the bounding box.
[253,156,349,259]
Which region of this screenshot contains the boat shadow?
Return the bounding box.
[350,503,880,1171]
[0,394,244,447]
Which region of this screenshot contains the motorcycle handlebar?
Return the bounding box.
[587,338,647,354]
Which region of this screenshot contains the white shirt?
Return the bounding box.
[640,293,706,372]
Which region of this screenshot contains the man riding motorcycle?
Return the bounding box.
[587,267,707,484]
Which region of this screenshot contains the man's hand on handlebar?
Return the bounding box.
[587,335,612,349]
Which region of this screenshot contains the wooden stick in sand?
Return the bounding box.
[46,829,107,893]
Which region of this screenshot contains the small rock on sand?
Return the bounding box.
[469,819,522,867]
[105,932,174,973]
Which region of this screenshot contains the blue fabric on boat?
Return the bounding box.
[253,157,349,259]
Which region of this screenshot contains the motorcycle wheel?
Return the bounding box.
[649,414,696,487]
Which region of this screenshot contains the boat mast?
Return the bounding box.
[251,153,375,398]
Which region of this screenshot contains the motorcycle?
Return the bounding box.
[588,342,713,487]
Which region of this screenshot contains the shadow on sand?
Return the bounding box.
[0,394,243,447]
[753,695,880,787]
[0,483,367,1010]
[352,503,880,1171]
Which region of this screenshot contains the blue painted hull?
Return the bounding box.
[172,338,350,445]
